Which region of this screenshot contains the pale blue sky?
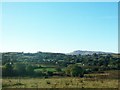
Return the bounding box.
[1,2,118,53]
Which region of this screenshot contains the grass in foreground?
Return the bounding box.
[2,77,118,88]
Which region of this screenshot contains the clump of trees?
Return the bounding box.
[2,63,85,77]
[2,63,34,77]
[65,64,84,77]
[2,63,14,77]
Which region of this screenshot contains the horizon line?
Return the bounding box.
[0,50,117,54]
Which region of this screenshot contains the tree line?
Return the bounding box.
[2,63,85,77]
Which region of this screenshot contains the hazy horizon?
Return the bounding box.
[1,2,118,53]
[0,48,117,53]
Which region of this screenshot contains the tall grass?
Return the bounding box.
[2,77,118,88]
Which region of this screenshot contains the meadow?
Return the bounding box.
[2,77,118,88]
[2,72,119,88]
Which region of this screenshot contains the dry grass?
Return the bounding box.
[2,77,118,88]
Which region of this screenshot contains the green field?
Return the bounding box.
[34,68,56,72]
[2,77,118,88]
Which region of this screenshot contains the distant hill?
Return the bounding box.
[67,50,112,55]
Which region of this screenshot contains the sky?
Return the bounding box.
[1,0,119,2]
[1,2,118,53]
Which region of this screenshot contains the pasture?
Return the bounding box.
[2,77,118,88]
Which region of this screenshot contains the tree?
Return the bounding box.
[55,67,62,72]
[2,54,11,65]
[13,63,26,76]
[26,65,34,76]
[46,71,53,76]
[65,64,84,77]
[35,71,43,77]
[3,63,13,77]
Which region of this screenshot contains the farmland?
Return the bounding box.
[1,52,120,88]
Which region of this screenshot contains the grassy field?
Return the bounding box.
[2,77,118,88]
[34,67,56,72]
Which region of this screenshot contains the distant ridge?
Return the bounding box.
[1,50,114,55]
[67,50,112,55]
